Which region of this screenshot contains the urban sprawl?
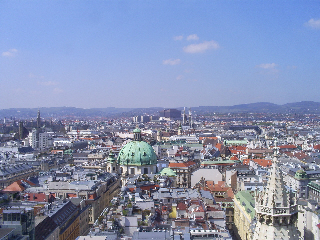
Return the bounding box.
[1,108,320,240]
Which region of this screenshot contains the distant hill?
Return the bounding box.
[1,101,320,119]
[194,101,320,114]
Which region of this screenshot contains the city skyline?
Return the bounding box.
[1,1,320,109]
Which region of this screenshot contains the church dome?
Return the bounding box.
[160,167,177,177]
[117,140,157,166]
[295,169,307,179]
[133,128,141,133]
[117,129,157,166]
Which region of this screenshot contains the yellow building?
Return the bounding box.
[233,191,255,240]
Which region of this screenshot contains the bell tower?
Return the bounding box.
[106,150,119,174]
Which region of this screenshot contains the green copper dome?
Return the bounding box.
[117,140,157,166]
[159,168,177,177]
[295,169,308,179]
[133,128,141,133]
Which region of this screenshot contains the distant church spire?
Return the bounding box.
[37,109,41,129]
[189,107,192,127]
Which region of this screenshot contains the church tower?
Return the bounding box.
[182,107,186,125]
[106,150,119,174]
[178,123,183,135]
[37,109,41,129]
[252,149,300,239]
[188,107,192,127]
[157,130,162,142]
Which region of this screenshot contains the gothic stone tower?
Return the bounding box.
[252,155,300,239]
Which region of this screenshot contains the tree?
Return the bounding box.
[98,216,104,224]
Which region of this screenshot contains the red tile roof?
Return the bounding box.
[314,145,320,150]
[204,181,234,198]
[23,193,47,202]
[242,159,250,165]
[51,150,63,154]
[3,179,36,192]
[88,193,97,200]
[169,161,196,168]
[230,156,239,160]
[215,143,222,151]
[252,159,272,167]
[177,202,187,210]
[199,137,218,140]
[279,144,297,149]
[67,193,77,198]
[229,146,246,151]
[242,159,272,168]
[284,151,309,160]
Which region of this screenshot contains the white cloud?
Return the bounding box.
[173,35,183,41]
[38,81,58,86]
[305,18,320,29]
[29,73,44,79]
[2,49,18,57]
[176,75,184,80]
[13,88,24,94]
[163,59,181,65]
[287,65,297,70]
[189,79,198,82]
[187,34,199,41]
[53,88,64,94]
[256,63,277,69]
[183,41,219,53]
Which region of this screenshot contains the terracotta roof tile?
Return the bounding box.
[169,161,196,168]
[279,144,297,149]
[242,159,272,168]
[3,179,35,192]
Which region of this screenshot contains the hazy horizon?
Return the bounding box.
[1,100,319,111]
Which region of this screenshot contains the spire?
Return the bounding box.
[189,107,192,127]
[37,109,41,129]
[183,107,186,125]
[261,156,288,208]
[252,151,300,239]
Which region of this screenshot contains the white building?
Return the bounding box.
[28,128,38,149]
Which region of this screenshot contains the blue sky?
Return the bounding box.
[1,1,320,109]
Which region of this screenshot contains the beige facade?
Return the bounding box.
[233,191,255,240]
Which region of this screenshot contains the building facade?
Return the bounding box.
[233,191,255,240]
